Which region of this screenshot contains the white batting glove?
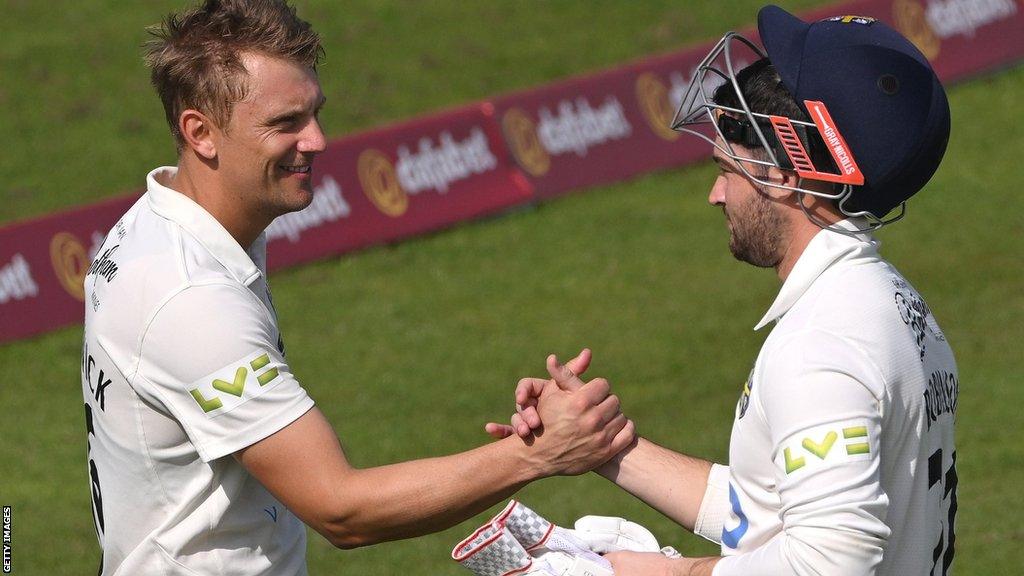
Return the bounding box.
[571,515,682,559]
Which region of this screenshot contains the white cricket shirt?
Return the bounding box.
[700,219,958,576]
[81,167,315,575]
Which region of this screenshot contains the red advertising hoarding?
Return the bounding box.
[493,0,1023,199]
[2,0,1022,344]
[808,0,1024,83]
[0,195,138,341]
[264,102,532,271]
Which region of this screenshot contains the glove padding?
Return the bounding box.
[453,520,535,576]
[571,515,682,559]
[529,522,614,576]
[453,500,613,576]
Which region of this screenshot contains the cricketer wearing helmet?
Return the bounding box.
[491,5,958,575]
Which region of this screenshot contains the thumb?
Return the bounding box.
[572,516,661,553]
[484,422,515,439]
[565,348,592,379]
[547,353,587,391]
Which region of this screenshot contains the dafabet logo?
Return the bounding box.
[502,108,550,177]
[0,254,38,305]
[49,232,89,301]
[635,72,679,141]
[893,0,941,59]
[893,0,1018,61]
[358,149,407,217]
[501,97,632,176]
[358,128,498,217]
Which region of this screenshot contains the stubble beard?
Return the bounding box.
[270,170,316,216]
[727,187,785,269]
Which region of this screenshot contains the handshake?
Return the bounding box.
[452,500,679,576]
[484,349,637,478]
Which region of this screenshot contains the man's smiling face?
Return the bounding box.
[214,52,327,220]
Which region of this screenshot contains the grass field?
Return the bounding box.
[2,1,1022,574]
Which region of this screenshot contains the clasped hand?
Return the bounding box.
[486,349,635,476]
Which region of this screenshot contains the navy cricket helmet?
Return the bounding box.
[673,5,951,229]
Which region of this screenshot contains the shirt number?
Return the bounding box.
[928,448,957,576]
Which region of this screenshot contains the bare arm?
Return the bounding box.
[487,359,715,531]
[596,437,713,532]
[237,408,537,547]
[605,550,721,576]
[236,373,634,549]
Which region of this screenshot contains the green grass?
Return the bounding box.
[2,1,1023,574]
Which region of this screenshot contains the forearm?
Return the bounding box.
[674,557,721,576]
[325,436,544,547]
[596,436,714,531]
[607,551,720,576]
[242,380,633,549]
[240,409,551,549]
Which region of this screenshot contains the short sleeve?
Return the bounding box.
[715,330,890,575]
[135,283,314,462]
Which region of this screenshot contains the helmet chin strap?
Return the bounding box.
[791,177,906,236]
[796,189,857,237]
[791,176,849,235]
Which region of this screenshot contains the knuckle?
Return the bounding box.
[524,410,540,427]
[572,396,590,413]
[608,416,622,432]
[607,394,620,411]
[517,378,539,394]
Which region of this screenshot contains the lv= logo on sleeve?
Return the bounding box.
[189,352,282,415]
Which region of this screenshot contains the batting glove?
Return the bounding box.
[452,519,538,576]
[571,515,682,559]
[453,500,613,576]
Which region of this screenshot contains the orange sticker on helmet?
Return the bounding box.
[770,102,864,185]
[804,100,865,185]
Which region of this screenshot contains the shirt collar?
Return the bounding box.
[146,166,265,286]
[754,218,880,330]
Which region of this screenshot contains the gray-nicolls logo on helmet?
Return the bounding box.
[672,4,951,233]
